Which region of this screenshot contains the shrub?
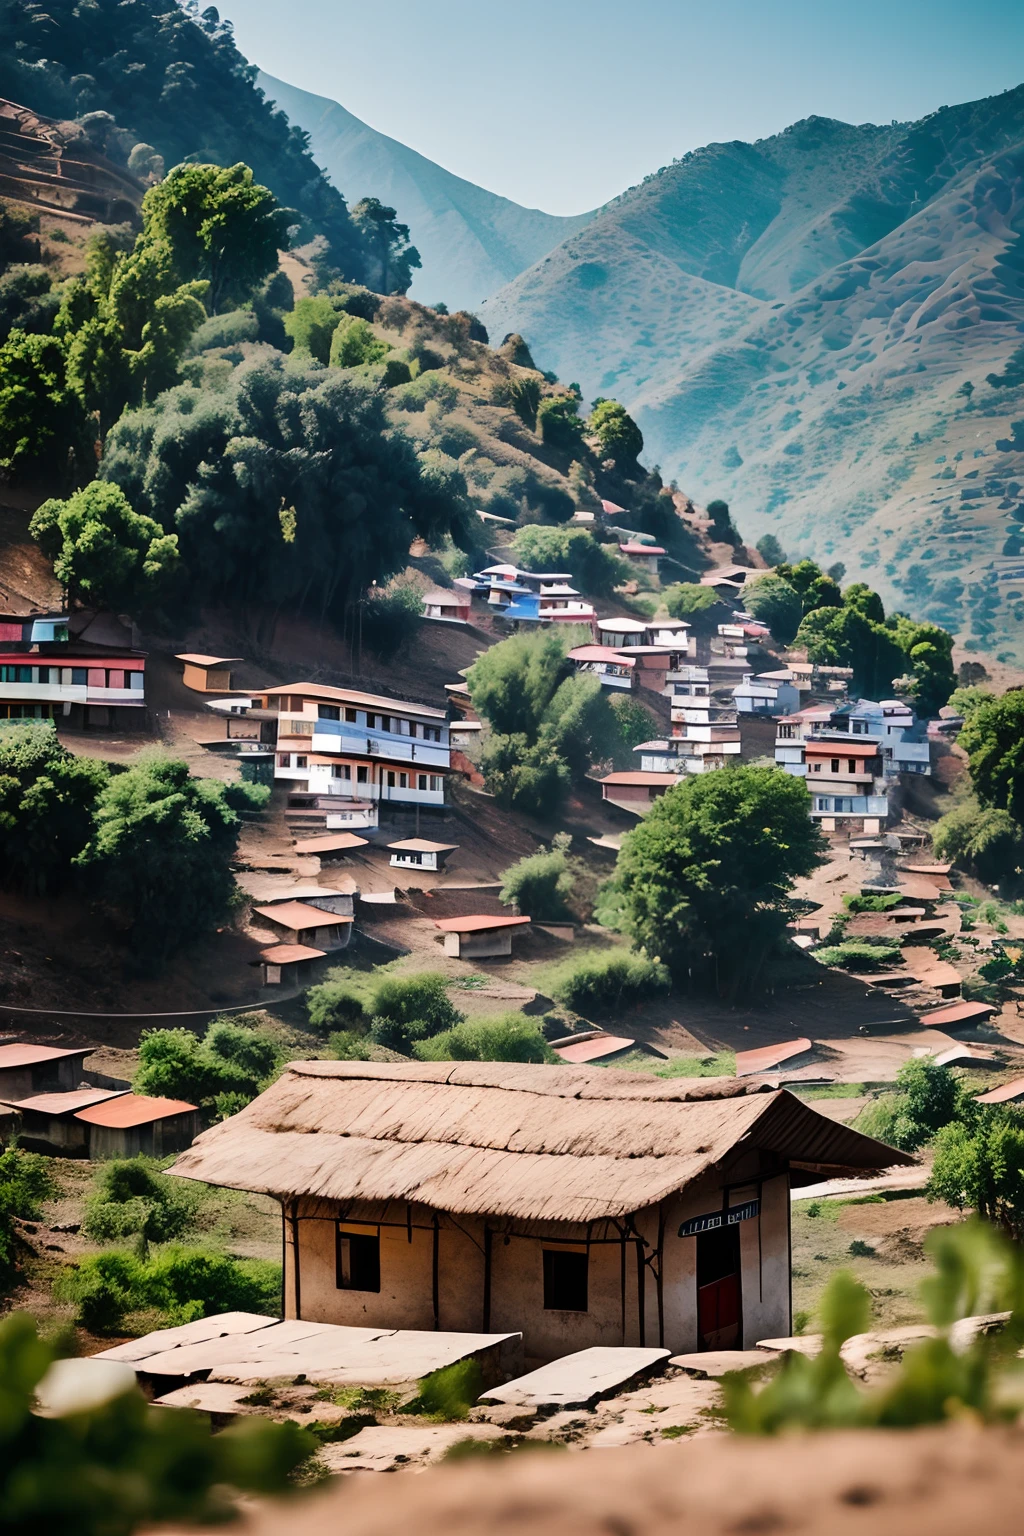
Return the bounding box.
[412,1014,556,1063]
[56,1246,281,1333]
[365,972,464,1053]
[328,1030,372,1061]
[813,941,902,970]
[329,315,390,369]
[499,843,575,920]
[841,892,903,913]
[0,1145,54,1291]
[134,1018,281,1118]
[307,981,367,1036]
[360,583,422,660]
[663,583,727,631]
[83,1159,196,1253]
[554,950,670,1013]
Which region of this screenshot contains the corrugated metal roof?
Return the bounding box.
[388,839,459,853]
[975,1078,1024,1105]
[75,1094,198,1127]
[258,944,326,963]
[553,1035,636,1063]
[166,1062,912,1221]
[0,1044,91,1069]
[434,915,531,934]
[176,654,243,666]
[735,1039,814,1076]
[292,833,369,853]
[253,902,353,929]
[919,1000,996,1026]
[5,1087,127,1115]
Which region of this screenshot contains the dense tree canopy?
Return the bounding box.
[0,723,109,896]
[663,582,728,631]
[616,766,827,995]
[75,754,268,967]
[743,572,803,646]
[537,393,585,452]
[140,162,292,313]
[30,481,180,611]
[511,524,628,597]
[960,692,1024,826]
[588,398,643,466]
[350,198,421,296]
[0,329,87,473]
[100,354,474,615]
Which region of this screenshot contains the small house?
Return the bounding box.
[253,901,353,952]
[5,1087,128,1154]
[389,839,458,873]
[596,617,649,650]
[422,590,472,622]
[568,645,636,690]
[618,542,665,575]
[74,1094,200,1158]
[254,943,326,987]
[176,654,243,693]
[434,914,531,959]
[167,1061,911,1361]
[599,771,679,813]
[0,1043,92,1102]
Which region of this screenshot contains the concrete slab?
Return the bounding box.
[119,1321,387,1379]
[756,1335,823,1356]
[153,1381,254,1415]
[95,1311,277,1363]
[319,1423,511,1473]
[669,1349,779,1378]
[479,1347,670,1411]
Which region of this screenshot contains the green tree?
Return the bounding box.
[134,1018,280,1115]
[588,398,643,466]
[466,629,569,739]
[83,1158,195,1254]
[608,693,660,752]
[933,798,1024,884]
[0,329,87,473]
[756,533,786,565]
[743,572,802,645]
[616,766,827,995]
[960,693,1024,825]
[140,162,292,313]
[0,722,108,896]
[30,482,179,611]
[329,315,390,369]
[55,230,207,433]
[507,375,542,430]
[511,524,628,597]
[76,755,269,968]
[537,393,585,451]
[350,197,421,295]
[948,686,996,720]
[774,559,842,614]
[282,293,344,363]
[929,1113,1024,1240]
[796,593,905,700]
[890,617,955,717]
[412,1013,555,1063]
[705,498,738,544]
[663,583,727,631]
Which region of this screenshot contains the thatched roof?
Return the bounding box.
[167,1062,912,1223]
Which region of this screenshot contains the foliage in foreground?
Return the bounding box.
[55,1246,280,1334]
[616,766,827,996]
[554,949,670,1014]
[0,1312,312,1536]
[724,1221,1024,1432]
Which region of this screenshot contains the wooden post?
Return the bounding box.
[432,1213,440,1331]
[635,1236,646,1346]
[290,1200,302,1321]
[483,1225,493,1332]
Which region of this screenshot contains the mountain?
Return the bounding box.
[481,94,1024,656]
[258,72,596,312]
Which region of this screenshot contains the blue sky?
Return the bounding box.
[226,0,1024,212]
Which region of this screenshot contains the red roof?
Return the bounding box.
[293,833,369,852]
[918,1000,996,1027]
[974,1078,1024,1105]
[258,944,326,964]
[568,646,636,666]
[553,1034,636,1063]
[735,1038,814,1077]
[0,1044,90,1070]
[619,542,666,556]
[5,1087,126,1115]
[253,901,353,929]
[434,915,532,934]
[804,740,880,757]
[75,1094,198,1127]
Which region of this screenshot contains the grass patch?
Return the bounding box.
[793,1083,867,1100]
[656,1052,736,1079]
[405,1359,482,1421]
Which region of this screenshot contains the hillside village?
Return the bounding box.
[3,6,1024,1526]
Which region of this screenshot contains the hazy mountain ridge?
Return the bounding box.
[258,72,595,311]
[480,88,1024,654]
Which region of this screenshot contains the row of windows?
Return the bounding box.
[809,758,866,775]
[335,1227,588,1312]
[316,704,442,740]
[0,665,143,688]
[0,702,59,719]
[276,757,443,792]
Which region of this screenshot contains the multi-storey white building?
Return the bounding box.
[0,612,146,728]
[253,683,450,820]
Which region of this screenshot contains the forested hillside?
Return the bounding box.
[0,0,375,283]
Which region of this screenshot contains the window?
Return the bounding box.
[811,762,821,773]
[418,774,428,791]
[319,704,341,721]
[336,1226,380,1292]
[399,772,408,789]
[368,714,380,731]
[830,758,840,774]
[72,668,87,685]
[345,707,358,723]
[357,766,368,784]
[429,776,442,792]
[847,759,856,773]
[386,771,396,788]
[296,755,308,769]
[277,754,291,768]
[130,671,144,690]
[423,725,441,742]
[543,1248,588,1312]
[331,764,350,779]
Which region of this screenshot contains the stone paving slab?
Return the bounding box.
[669,1349,779,1378]
[96,1311,277,1363]
[479,1346,670,1411]
[757,1334,823,1356]
[320,1423,511,1473]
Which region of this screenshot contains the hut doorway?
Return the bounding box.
[696,1224,741,1350]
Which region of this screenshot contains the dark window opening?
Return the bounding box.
[319,704,341,720]
[336,1227,380,1292]
[543,1247,588,1311]
[696,1223,740,1351]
